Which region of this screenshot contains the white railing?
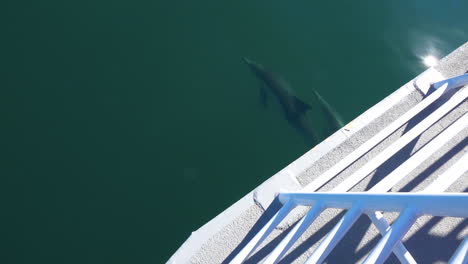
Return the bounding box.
[229,73,468,264]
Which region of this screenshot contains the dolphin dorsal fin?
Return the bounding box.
[292,96,312,115]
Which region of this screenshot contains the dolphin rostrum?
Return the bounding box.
[243,57,319,145]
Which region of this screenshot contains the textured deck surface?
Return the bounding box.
[168,42,468,264]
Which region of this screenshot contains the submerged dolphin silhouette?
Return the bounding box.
[243,58,319,145]
[313,90,344,132]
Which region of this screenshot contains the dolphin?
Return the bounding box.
[243,58,319,145]
[312,90,344,132]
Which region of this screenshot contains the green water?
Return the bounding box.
[2,1,467,263]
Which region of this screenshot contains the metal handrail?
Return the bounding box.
[229,73,468,264]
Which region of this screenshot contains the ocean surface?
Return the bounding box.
[3,1,467,263]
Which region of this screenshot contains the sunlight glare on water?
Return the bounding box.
[413,35,443,69]
[3,0,468,262]
[423,55,439,67]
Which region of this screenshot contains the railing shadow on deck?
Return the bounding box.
[221,86,466,264]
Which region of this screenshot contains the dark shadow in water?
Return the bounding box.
[243,58,336,148]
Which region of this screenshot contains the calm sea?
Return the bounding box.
[3,0,467,263]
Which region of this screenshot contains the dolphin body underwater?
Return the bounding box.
[243,57,343,146]
[313,89,345,136]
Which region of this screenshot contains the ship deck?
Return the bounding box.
[168,42,468,264]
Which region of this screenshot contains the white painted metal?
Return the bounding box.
[303,203,365,264]
[302,113,467,263]
[229,74,468,264]
[366,211,416,264]
[450,234,468,264]
[263,87,468,264]
[262,204,324,264]
[362,151,468,264]
[302,82,450,193]
[278,193,468,217]
[333,86,468,192]
[432,73,468,89]
[362,208,419,264]
[306,152,468,264]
